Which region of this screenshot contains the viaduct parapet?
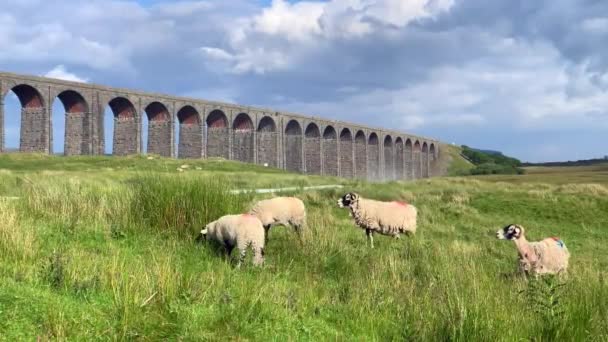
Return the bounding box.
[0,71,441,181]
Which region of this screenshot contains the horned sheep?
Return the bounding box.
[496,224,570,277]
[199,214,266,267]
[337,192,417,248]
[248,196,307,242]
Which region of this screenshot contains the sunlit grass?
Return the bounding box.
[0,154,606,340]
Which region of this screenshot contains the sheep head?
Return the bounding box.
[198,221,216,242]
[337,192,359,209]
[496,224,524,240]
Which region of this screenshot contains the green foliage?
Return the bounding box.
[522,276,567,340]
[462,145,525,175]
[0,155,607,340]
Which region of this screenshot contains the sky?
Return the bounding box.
[0,0,607,162]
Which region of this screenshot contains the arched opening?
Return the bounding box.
[322,126,338,176]
[354,130,367,179]
[405,139,413,180]
[177,105,202,159]
[422,142,429,178]
[2,84,47,153]
[429,143,436,177]
[206,109,229,159]
[395,137,404,180]
[413,141,421,179]
[233,113,254,163]
[144,102,171,157]
[257,116,277,167]
[284,120,303,172]
[2,89,22,153]
[107,97,138,156]
[368,133,380,180]
[384,135,394,181]
[53,90,89,155]
[304,123,321,175]
[340,128,353,178]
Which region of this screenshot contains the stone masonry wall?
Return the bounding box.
[405,146,413,180]
[178,123,202,159]
[305,137,321,174]
[0,72,443,182]
[207,127,229,159]
[147,120,172,157]
[412,150,421,179]
[395,144,404,180]
[355,140,367,179]
[113,117,138,156]
[421,151,429,178]
[65,112,90,156]
[384,145,394,181]
[20,107,48,153]
[233,130,254,163]
[284,135,303,172]
[322,138,338,176]
[368,144,379,181]
[340,140,353,178]
[257,132,277,167]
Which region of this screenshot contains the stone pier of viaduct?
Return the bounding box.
[0,71,441,181]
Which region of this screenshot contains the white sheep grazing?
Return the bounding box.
[249,196,307,242]
[337,192,417,248]
[200,214,266,267]
[496,224,570,277]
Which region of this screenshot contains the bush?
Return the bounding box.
[461,146,524,176]
[469,163,525,175]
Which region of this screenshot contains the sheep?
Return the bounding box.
[248,196,307,242]
[337,192,417,248]
[495,224,570,277]
[199,214,266,267]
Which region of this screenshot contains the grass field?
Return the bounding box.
[0,154,607,340]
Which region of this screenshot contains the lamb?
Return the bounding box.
[495,224,570,277]
[248,196,307,242]
[199,214,266,267]
[337,192,417,248]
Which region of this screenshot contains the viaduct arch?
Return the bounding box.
[0,71,440,182]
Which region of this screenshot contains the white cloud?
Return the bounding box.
[205,0,456,74]
[581,17,608,34]
[43,65,88,83]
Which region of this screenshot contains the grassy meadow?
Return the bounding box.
[0,154,607,340]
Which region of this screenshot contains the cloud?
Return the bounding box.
[581,17,608,35]
[0,0,607,162]
[44,65,88,83]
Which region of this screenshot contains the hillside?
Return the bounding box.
[0,154,606,340]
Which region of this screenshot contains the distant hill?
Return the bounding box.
[523,157,608,167]
[470,148,503,156]
[460,145,524,175]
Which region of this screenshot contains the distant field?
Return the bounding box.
[0,154,606,340]
[471,163,608,185]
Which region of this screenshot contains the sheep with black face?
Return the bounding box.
[337,192,417,248]
[496,224,570,277]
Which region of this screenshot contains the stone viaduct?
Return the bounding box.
[0,71,441,181]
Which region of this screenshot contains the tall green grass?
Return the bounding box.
[126,174,252,238]
[0,156,607,340]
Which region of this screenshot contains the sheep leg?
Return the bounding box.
[293,224,304,245]
[253,247,265,267]
[225,243,235,258]
[366,229,374,248]
[264,225,271,244]
[237,247,247,269]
